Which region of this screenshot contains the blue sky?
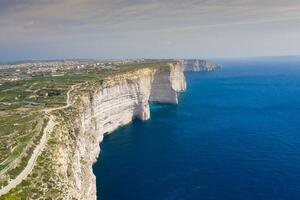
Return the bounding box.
[0,0,300,61]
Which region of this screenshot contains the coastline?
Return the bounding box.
[1,60,218,199]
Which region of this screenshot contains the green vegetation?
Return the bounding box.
[0,59,176,198]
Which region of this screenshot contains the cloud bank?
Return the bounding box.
[0,0,300,61]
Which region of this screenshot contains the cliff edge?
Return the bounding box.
[2,61,186,199]
[68,61,186,199]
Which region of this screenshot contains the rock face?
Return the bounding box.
[184,59,221,72]
[67,61,186,199]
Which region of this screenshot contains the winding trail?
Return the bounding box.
[0,84,77,196]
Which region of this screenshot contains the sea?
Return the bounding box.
[93,58,300,200]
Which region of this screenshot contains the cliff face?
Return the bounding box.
[184,59,221,72]
[67,61,186,199]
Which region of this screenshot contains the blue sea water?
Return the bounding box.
[93,58,300,200]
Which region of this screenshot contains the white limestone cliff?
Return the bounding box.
[66,61,186,199]
[184,59,221,72]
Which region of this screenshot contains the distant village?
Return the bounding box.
[0,59,145,82]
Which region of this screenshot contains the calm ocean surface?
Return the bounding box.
[93,59,300,200]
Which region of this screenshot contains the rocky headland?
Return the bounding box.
[184,59,221,72]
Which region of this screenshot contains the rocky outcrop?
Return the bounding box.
[67,61,186,199]
[184,59,221,72]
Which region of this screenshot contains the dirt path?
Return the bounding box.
[0,84,77,196]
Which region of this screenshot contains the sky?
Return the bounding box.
[0,0,300,61]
